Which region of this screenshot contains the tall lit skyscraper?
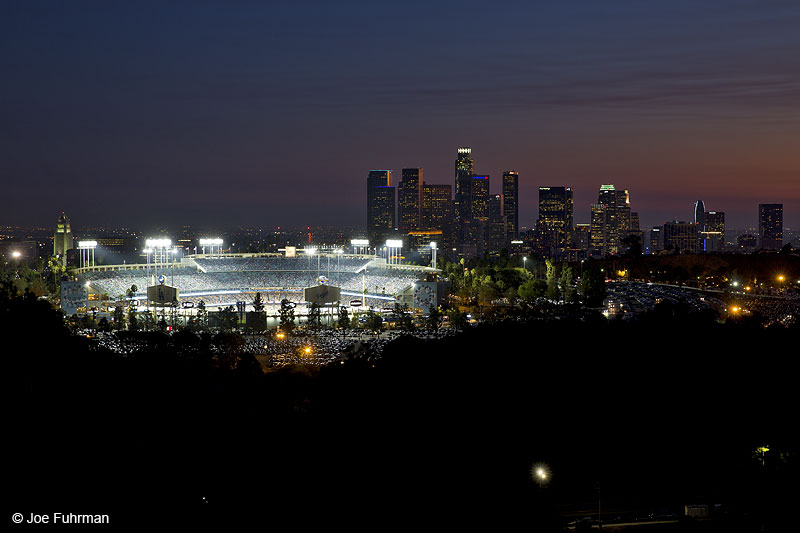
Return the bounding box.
[694,200,706,227]
[502,171,519,241]
[538,186,573,257]
[422,183,453,251]
[471,174,490,219]
[590,203,606,255]
[367,170,395,245]
[590,184,631,256]
[454,147,474,229]
[488,194,507,253]
[398,168,423,232]
[758,204,783,250]
[703,211,725,252]
[53,212,74,266]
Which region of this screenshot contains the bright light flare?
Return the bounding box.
[145,238,172,248]
[531,463,550,486]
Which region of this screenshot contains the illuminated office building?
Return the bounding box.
[398,168,423,232]
[538,186,573,257]
[702,211,725,252]
[758,204,783,250]
[489,194,507,253]
[502,171,519,241]
[453,147,474,230]
[367,170,395,245]
[662,221,701,253]
[589,185,632,256]
[471,175,490,220]
[422,183,453,251]
[53,212,74,265]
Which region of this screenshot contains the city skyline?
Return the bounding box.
[2,2,800,229]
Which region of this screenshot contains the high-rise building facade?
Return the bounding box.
[590,203,606,255]
[694,200,706,227]
[488,194,507,253]
[538,186,573,257]
[649,226,663,253]
[502,171,519,241]
[470,175,490,220]
[422,183,453,251]
[570,223,591,259]
[366,170,395,245]
[589,185,632,256]
[662,221,701,253]
[758,204,783,250]
[398,168,423,232]
[702,211,725,252]
[453,147,474,229]
[54,212,74,265]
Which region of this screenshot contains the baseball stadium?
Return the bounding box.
[70,248,442,323]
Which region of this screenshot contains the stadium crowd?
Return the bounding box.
[78,258,422,308]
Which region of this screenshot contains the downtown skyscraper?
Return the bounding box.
[590,184,633,256]
[398,168,423,232]
[422,183,453,251]
[502,171,519,242]
[366,170,395,245]
[453,147,474,233]
[538,186,574,257]
[758,203,783,250]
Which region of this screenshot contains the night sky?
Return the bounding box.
[2,1,800,230]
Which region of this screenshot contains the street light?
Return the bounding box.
[531,463,550,487]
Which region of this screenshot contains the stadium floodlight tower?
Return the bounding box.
[305,246,319,285]
[351,239,369,255]
[77,240,97,269]
[145,238,172,280]
[430,241,438,270]
[335,248,344,286]
[386,239,403,265]
[199,238,223,256]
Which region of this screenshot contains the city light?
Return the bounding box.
[11,251,21,258]
[199,238,223,246]
[531,463,550,486]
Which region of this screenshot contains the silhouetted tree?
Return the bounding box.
[579,268,606,307]
[545,260,560,301]
[218,305,238,332]
[337,306,350,331]
[308,302,322,331]
[279,299,296,335]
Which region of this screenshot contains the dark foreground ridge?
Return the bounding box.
[4,287,797,530]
